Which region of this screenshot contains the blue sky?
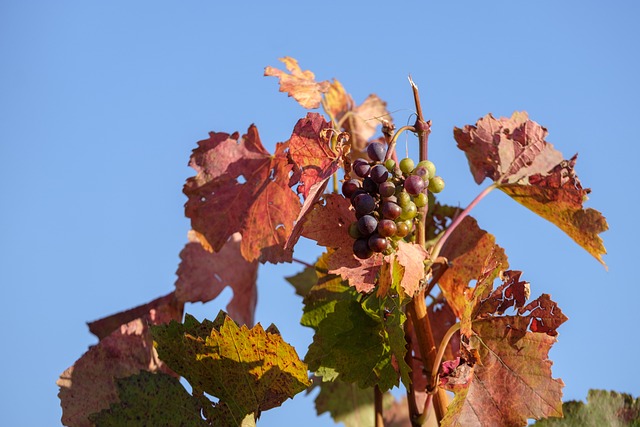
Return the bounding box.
[1,1,639,425]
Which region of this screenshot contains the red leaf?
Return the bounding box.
[454,111,563,185]
[301,193,382,292]
[454,113,608,266]
[288,112,340,199]
[183,125,301,263]
[87,293,182,341]
[264,57,330,109]
[175,231,258,326]
[57,296,181,427]
[438,216,509,318]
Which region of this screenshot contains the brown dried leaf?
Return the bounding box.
[175,231,258,326]
[264,57,330,109]
[395,241,428,296]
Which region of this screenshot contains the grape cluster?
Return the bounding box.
[342,142,445,259]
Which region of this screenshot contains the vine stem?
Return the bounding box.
[430,183,499,261]
[407,77,449,424]
[374,385,384,427]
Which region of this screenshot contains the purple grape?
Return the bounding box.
[348,221,362,239]
[353,238,374,259]
[369,164,390,184]
[404,175,426,196]
[381,201,402,220]
[377,219,397,237]
[368,234,389,253]
[342,179,361,199]
[378,181,395,198]
[353,193,375,215]
[362,177,378,194]
[413,166,429,182]
[367,142,387,162]
[350,188,367,203]
[352,159,371,178]
[357,215,378,236]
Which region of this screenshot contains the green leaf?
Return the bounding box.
[285,264,318,298]
[533,390,640,427]
[303,253,410,391]
[151,312,311,426]
[88,371,208,426]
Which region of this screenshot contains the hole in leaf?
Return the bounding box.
[237,175,247,184]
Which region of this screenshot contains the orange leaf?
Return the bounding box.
[264,57,330,109]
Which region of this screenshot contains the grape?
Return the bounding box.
[404,175,425,196]
[400,201,417,220]
[399,158,415,174]
[353,238,373,259]
[377,219,397,237]
[357,214,378,235]
[362,177,378,194]
[369,164,389,184]
[395,221,410,238]
[342,179,361,198]
[383,194,398,204]
[367,142,386,162]
[348,221,362,239]
[397,190,411,208]
[428,176,445,193]
[368,234,389,253]
[378,181,395,198]
[381,201,402,220]
[414,192,428,208]
[353,193,375,215]
[416,160,436,179]
[384,158,396,171]
[352,159,371,178]
[412,166,429,182]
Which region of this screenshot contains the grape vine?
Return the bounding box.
[56,57,611,427]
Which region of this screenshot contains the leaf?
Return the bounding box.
[324,79,391,151]
[264,57,330,109]
[500,155,608,266]
[438,216,509,318]
[533,389,640,426]
[302,193,383,292]
[441,257,568,427]
[288,112,340,199]
[87,292,183,340]
[303,253,409,391]
[151,312,311,425]
[88,371,208,426]
[314,378,396,427]
[175,231,258,326]
[454,112,608,265]
[57,299,181,427]
[183,124,301,263]
[395,241,428,296]
[285,264,318,298]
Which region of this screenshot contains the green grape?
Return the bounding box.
[384,158,396,171]
[428,176,445,193]
[399,201,417,220]
[414,192,428,208]
[399,158,415,175]
[416,160,436,179]
[397,190,411,208]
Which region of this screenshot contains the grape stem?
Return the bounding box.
[374,385,384,427]
[430,183,499,261]
[384,125,415,162]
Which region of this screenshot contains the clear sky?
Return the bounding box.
[1,1,639,426]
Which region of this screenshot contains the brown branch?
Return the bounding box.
[374,385,384,427]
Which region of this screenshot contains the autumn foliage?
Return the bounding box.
[57,57,612,426]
